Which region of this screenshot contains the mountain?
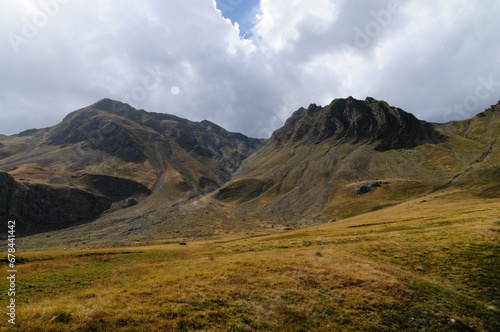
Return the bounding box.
[1,96,498,242]
[270,97,437,151]
[3,97,499,332]
[0,99,262,236]
[213,97,499,224]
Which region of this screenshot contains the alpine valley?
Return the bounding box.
[0,97,499,331]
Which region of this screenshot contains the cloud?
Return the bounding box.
[0,0,499,137]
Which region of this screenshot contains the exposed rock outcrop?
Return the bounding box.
[350,181,391,196]
[81,173,151,202]
[271,97,443,151]
[0,171,111,237]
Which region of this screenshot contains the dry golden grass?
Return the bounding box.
[1,191,499,331]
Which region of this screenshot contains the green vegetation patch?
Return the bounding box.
[215,178,276,204]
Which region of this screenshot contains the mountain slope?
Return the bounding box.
[436,102,500,197]
[0,99,262,236]
[213,97,499,224]
[1,96,498,241]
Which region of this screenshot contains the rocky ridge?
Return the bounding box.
[271,97,442,150]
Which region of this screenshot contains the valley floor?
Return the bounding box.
[1,190,499,331]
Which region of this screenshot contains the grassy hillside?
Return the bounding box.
[438,102,500,197]
[218,128,489,222]
[216,99,499,223]
[1,191,498,331]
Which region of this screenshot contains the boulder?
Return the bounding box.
[350,181,391,196]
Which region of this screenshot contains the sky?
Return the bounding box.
[216,0,260,38]
[0,0,499,138]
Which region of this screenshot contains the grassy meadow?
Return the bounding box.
[1,190,499,331]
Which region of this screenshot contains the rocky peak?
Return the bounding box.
[45,100,147,162]
[475,100,500,118]
[90,98,143,123]
[271,97,435,151]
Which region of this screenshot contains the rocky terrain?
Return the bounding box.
[0,171,111,236]
[0,99,262,236]
[0,96,498,240]
[271,97,442,150]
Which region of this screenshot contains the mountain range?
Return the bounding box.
[1,97,498,244]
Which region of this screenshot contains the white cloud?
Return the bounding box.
[253,0,336,53]
[0,0,499,137]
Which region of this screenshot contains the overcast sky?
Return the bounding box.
[1,0,499,137]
